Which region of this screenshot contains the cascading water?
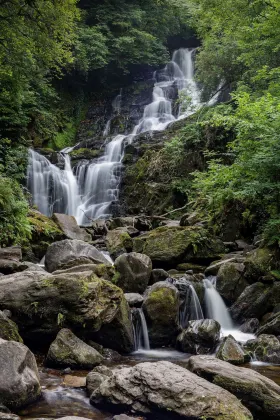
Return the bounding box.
[174,278,204,328]
[27,48,212,224]
[132,308,150,351]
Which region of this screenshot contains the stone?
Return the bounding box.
[114,252,152,294]
[204,257,236,276]
[0,339,41,409]
[113,416,140,420]
[45,239,108,272]
[63,375,86,388]
[257,312,280,336]
[177,319,221,354]
[0,260,29,275]
[124,293,144,307]
[188,355,280,419]
[216,261,248,303]
[0,270,134,353]
[0,411,20,420]
[0,247,21,261]
[244,247,278,282]
[216,334,246,364]
[46,329,104,369]
[0,311,22,342]
[53,213,91,242]
[105,229,133,258]
[149,268,169,285]
[240,318,260,333]
[52,263,115,282]
[86,366,112,395]
[143,282,179,346]
[244,334,280,364]
[133,225,225,267]
[109,216,152,231]
[91,361,252,419]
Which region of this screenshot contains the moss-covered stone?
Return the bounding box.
[69,148,103,162]
[244,334,280,364]
[216,335,246,365]
[0,311,23,342]
[216,262,248,304]
[105,229,133,258]
[244,247,279,282]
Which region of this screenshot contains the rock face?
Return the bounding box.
[244,334,280,364]
[133,226,225,267]
[177,319,221,354]
[143,282,179,346]
[53,213,91,242]
[86,366,113,395]
[105,229,133,258]
[91,361,252,419]
[244,247,277,282]
[45,239,108,272]
[188,355,280,419]
[216,262,248,303]
[240,318,260,333]
[114,253,152,294]
[46,329,104,369]
[0,339,41,409]
[149,268,169,285]
[216,335,246,364]
[257,312,280,336]
[124,293,144,307]
[0,246,26,275]
[0,311,22,342]
[0,247,22,261]
[0,270,134,353]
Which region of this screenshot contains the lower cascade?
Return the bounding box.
[174,279,204,328]
[27,48,217,224]
[132,308,150,351]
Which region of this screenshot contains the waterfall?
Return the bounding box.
[174,278,204,328]
[203,277,234,330]
[133,308,150,351]
[27,48,211,223]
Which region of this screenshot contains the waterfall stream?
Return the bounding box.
[27,48,210,224]
[133,308,150,351]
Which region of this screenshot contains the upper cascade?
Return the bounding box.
[27,48,216,225]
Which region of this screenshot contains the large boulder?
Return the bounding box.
[86,366,113,395]
[0,247,21,261]
[45,239,108,273]
[46,329,104,369]
[114,253,152,294]
[188,355,280,419]
[216,335,247,365]
[149,268,169,285]
[257,312,280,336]
[244,334,280,364]
[143,282,179,346]
[240,318,260,333]
[177,319,221,354]
[0,247,26,275]
[53,213,91,242]
[244,247,279,282]
[105,229,133,258]
[0,270,134,353]
[0,339,41,409]
[216,262,249,303]
[124,293,144,307]
[133,226,225,267]
[91,361,252,419]
[0,311,22,342]
[52,263,115,282]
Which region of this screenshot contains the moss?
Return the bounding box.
[70,148,102,161]
[0,316,23,342]
[111,271,121,284]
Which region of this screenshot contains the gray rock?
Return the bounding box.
[105,229,133,258]
[0,339,41,409]
[53,213,91,242]
[91,361,252,419]
[45,239,108,273]
[257,312,280,336]
[149,268,169,285]
[113,416,139,420]
[0,260,29,275]
[205,257,236,276]
[0,412,20,420]
[47,329,104,369]
[244,334,280,364]
[216,334,247,365]
[0,311,22,342]
[216,261,248,303]
[240,318,260,333]
[114,253,152,294]
[177,319,221,354]
[0,247,21,261]
[188,355,280,419]
[86,366,112,395]
[124,293,144,307]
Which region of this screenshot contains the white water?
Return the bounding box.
[178,281,204,328]
[204,277,255,343]
[133,308,150,351]
[27,48,216,223]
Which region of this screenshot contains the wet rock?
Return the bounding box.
[143,282,179,346]
[188,355,280,419]
[216,335,247,364]
[240,318,260,333]
[105,229,133,258]
[0,311,22,342]
[109,216,152,232]
[216,262,248,303]
[124,293,144,307]
[52,263,115,282]
[114,253,152,294]
[133,226,225,267]
[87,366,112,395]
[46,329,104,369]
[244,247,278,282]
[0,411,20,420]
[63,375,86,388]
[0,247,21,261]
[177,319,221,354]
[0,339,41,409]
[149,268,169,285]
[0,270,134,353]
[45,239,108,272]
[244,334,280,364]
[113,416,141,420]
[53,213,91,242]
[91,361,252,419]
[205,257,236,276]
[257,312,280,336]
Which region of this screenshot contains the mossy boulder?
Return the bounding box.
[133,226,225,268]
[0,311,23,343]
[114,252,152,294]
[46,328,104,369]
[216,262,249,304]
[143,282,179,347]
[244,334,280,364]
[216,335,247,365]
[244,247,279,283]
[52,263,116,282]
[177,319,221,354]
[105,229,133,259]
[26,210,65,260]
[69,148,103,163]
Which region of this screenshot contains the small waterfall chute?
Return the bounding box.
[174,278,204,328]
[132,308,150,351]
